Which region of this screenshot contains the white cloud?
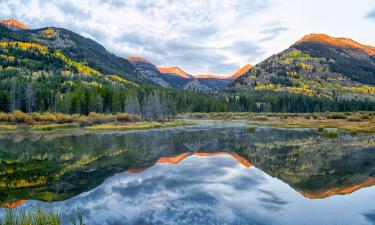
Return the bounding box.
[1,0,374,76]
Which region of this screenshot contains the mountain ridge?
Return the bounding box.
[295,33,375,56]
[0,19,29,30]
[158,66,192,79]
[229,64,253,80]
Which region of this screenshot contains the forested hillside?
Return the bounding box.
[233,34,375,103]
[0,22,374,116]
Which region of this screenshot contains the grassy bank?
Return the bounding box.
[85,121,194,130]
[0,111,192,131]
[180,112,375,133]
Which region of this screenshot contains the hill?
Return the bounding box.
[0,21,230,115]
[232,34,375,101]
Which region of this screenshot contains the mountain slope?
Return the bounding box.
[158,67,193,79]
[127,57,170,87]
[0,19,29,30]
[293,34,375,84]
[233,34,375,100]
[229,64,252,80]
[128,59,234,91]
[0,22,141,82]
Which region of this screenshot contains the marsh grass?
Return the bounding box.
[86,121,194,130]
[0,111,141,126]
[0,125,17,131]
[0,208,84,225]
[180,112,375,134]
[0,208,61,225]
[321,128,339,138]
[33,123,80,131]
[246,126,257,133]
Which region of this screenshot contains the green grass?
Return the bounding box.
[85,121,194,130]
[33,123,80,131]
[179,112,375,134]
[0,125,18,131]
[246,126,257,133]
[1,208,60,225]
[320,128,339,138]
[0,208,83,225]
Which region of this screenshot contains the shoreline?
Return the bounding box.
[178,112,375,134]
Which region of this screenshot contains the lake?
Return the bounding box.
[0,121,375,225]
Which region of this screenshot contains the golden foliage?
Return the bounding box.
[0,42,49,55]
[42,28,57,39]
[54,50,101,76]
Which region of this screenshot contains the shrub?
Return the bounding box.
[55,113,74,124]
[0,112,11,122]
[327,113,347,119]
[116,113,131,122]
[30,112,42,121]
[11,111,27,123]
[130,114,142,122]
[40,113,57,123]
[323,129,338,138]
[246,126,257,133]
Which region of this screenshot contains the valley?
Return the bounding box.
[0,15,375,225]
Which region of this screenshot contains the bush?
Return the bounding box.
[40,113,57,123]
[11,111,27,123]
[116,113,132,122]
[327,113,347,119]
[0,112,11,122]
[323,129,338,138]
[55,113,74,124]
[246,126,257,133]
[30,112,42,122]
[130,114,141,122]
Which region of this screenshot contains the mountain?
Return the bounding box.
[127,57,170,87]
[0,19,29,30]
[193,75,226,79]
[229,64,252,80]
[293,33,375,84]
[128,59,235,91]
[158,66,193,79]
[0,21,141,82]
[233,33,375,100]
[295,33,375,56]
[1,19,373,114]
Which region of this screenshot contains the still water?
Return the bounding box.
[0,121,375,225]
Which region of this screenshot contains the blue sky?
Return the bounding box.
[1,0,374,76]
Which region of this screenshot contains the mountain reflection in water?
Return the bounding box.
[0,121,375,225]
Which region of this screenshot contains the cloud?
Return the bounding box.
[19,154,281,225]
[0,0,273,76]
[365,8,375,21]
[1,0,374,76]
[363,210,375,224]
[259,25,289,42]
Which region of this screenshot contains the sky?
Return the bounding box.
[1,0,375,76]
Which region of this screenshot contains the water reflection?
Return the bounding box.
[9,154,375,225]
[0,121,375,224]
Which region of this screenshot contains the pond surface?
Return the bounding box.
[0,121,375,225]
